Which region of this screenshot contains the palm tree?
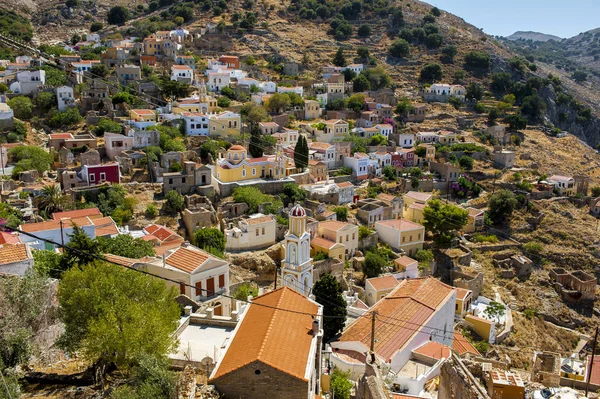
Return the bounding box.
[36,184,69,217]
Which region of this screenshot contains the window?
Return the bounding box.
[352,233,355,240]
[256,229,259,236]
[242,169,246,177]
[100,172,106,181]
[402,236,406,243]
[339,237,342,243]
[262,227,265,235]
[89,173,96,182]
[252,168,256,176]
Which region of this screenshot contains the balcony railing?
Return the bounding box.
[197,288,226,302]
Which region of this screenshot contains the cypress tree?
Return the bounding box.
[294,135,309,170]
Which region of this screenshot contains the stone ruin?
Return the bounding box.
[550,268,597,302]
[493,253,533,280]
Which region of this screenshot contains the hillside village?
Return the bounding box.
[0,2,600,399]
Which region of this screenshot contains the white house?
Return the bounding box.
[277,86,303,97]
[0,102,14,129]
[547,175,576,196]
[343,153,369,181]
[182,112,210,136]
[375,123,393,138]
[86,33,101,43]
[309,142,336,169]
[224,214,276,251]
[104,132,134,160]
[207,71,230,92]
[370,151,392,168]
[331,277,456,389]
[10,70,45,95]
[344,64,364,74]
[56,86,75,111]
[259,81,277,93]
[171,65,194,83]
[393,255,419,279]
[147,243,230,303]
[398,133,415,148]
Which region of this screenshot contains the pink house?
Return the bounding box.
[398,148,415,167]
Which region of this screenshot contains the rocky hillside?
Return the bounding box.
[505,31,562,42]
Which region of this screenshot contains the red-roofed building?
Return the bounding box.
[365,274,399,306]
[209,287,323,399]
[452,331,480,357]
[587,355,600,386]
[331,277,456,389]
[0,231,22,245]
[142,224,184,255]
[0,243,33,276]
[51,207,102,220]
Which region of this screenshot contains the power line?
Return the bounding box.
[0,369,13,399]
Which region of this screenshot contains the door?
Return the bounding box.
[214,303,222,316]
[195,281,203,297]
[207,278,215,296]
[179,283,185,295]
[218,274,225,289]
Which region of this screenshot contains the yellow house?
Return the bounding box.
[317,220,359,259]
[465,314,495,343]
[438,130,459,145]
[464,207,485,233]
[403,191,433,223]
[455,288,473,316]
[143,38,163,56]
[374,219,425,257]
[209,111,242,137]
[214,146,289,183]
[310,236,345,261]
[129,109,156,122]
[364,275,399,306]
[486,369,525,399]
[423,143,435,163]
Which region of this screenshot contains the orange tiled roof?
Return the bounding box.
[455,288,471,301]
[20,217,93,233]
[376,219,423,231]
[52,207,102,220]
[245,215,275,225]
[336,182,354,188]
[0,232,22,245]
[0,244,30,265]
[310,142,333,151]
[394,256,417,271]
[210,287,319,382]
[338,278,454,362]
[131,109,155,115]
[319,220,352,231]
[467,207,484,217]
[165,246,213,273]
[413,341,451,360]
[144,224,181,243]
[452,331,480,357]
[367,275,399,291]
[49,133,74,140]
[92,217,119,236]
[311,236,337,249]
[404,191,432,202]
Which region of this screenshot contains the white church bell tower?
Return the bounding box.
[281,204,313,296]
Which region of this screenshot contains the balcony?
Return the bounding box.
[197,287,226,302]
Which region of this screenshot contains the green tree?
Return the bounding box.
[423,198,468,244]
[347,93,366,112]
[360,66,392,90]
[459,156,474,170]
[466,82,484,101]
[352,74,371,92]
[35,91,57,112]
[220,85,235,99]
[164,191,184,214]
[312,274,347,342]
[420,63,443,82]
[7,96,32,119]
[233,282,258,301]
[490,72,513,95]
[464,51,491,69]
[294,135,309,170]
[194,228,225,258]
[58,262,179,373]
[48,107,83,128]
[430,6,441,16]
[90,22,103,32]
[488,189,518,225]
[591,186,600,197]
[96,235,155,259]
[112,91,135,105]
[363,251,386,278]
[425,33,444,49]
[55,225,101,277]
[248,133,263,158]
[520,94,546,123]
[334,206,348,222]
[145,204,158,218]
[36,184,69,217]
[232,186,282,214]
[383,165,397,181]
[395,97,413,116]
[332,47,346,67]
[483,301,506,323]
[240,102,269,132]
[217,96,231,108]
[266,93,291,113]
[357,24,372,37]
[357,46,370,60]
[389,38,410,58]
[281,183,307,205]
[9,145,53,177]
[330,368,353,399]
[110,354,177,399]
[504,114,527,130]
[441,45,457,63]
[571,70,587,83]
[107,6,129,24]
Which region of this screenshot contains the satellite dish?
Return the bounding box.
[201,357,214,366]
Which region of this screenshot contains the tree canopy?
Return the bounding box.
[488,189,518,225]
[312,274,347,342]
[194,228,226,258]
[58,262,180,371]
[423,199,468,244]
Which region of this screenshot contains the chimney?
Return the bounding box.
[184,305,192,316]
[312,319,319,336]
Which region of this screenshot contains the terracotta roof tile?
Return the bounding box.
[311,236,337,249]
[588,355,600,385]
[455,288,472,301]
[244,215,275,225]
[404,191,432,202]
[452,331,480,357]
[413,341,451,360]
[165,246,214,274]
[92,217,119,236]
[394,256,417,271]
[20,217,93,233]
[144,225,181,243]
[310,142,333,151]
[0,232,22,245]
[211,287,319,381]
[52,207,102,220]
[367,275,399,291]
[375,219,423,231]
[319,220,353,231]
[339,278,454,362]
[0,244,30,265]
[336,182,354,188]
[49,133,74,140]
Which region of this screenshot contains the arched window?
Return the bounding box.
[288,243,297,264]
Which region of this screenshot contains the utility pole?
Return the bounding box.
[370,311,377,364]
[59,220,64,247]
[0,142,4,176]
[585,326,599,397]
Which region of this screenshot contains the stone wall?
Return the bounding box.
[359,232,378,251]
[211,361,308,399]
[216,178,298,198]
[313,259,344,281]
[439,356,490,399]
[451,268,484,299]
[355,362,387,399]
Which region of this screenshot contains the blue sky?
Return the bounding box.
[425,0,600,39]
